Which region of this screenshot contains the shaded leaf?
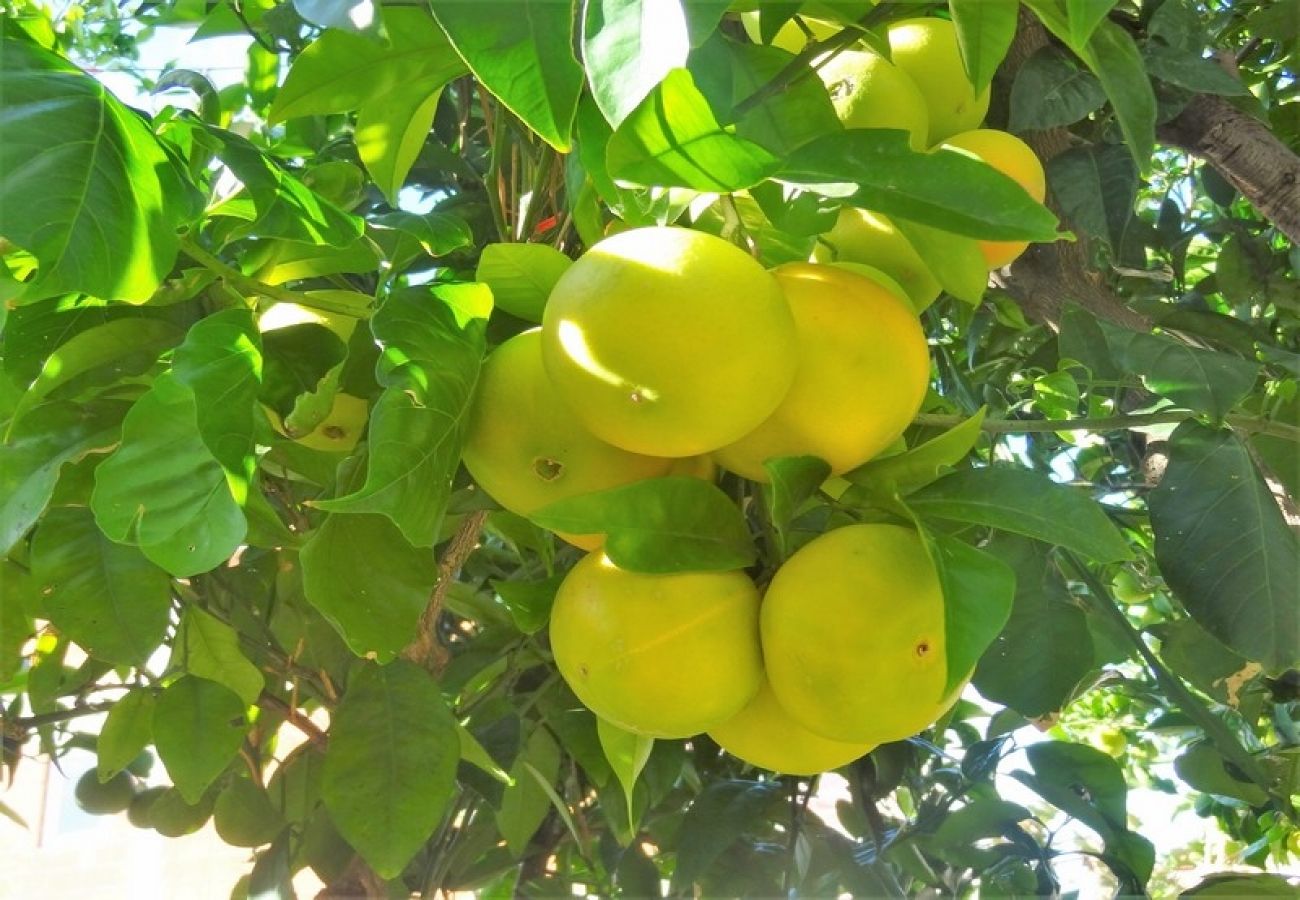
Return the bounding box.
[761,456,831,560]
[97,689,155,782]
[923,530,1016,696]
[597,717,654,832]
[670,780,783,893]
[496,726,562,856]
[153,676,250,804]
[845,409,986,496]
[177,606,265,706]
[1008,45,1106,132]
[475,242,573,323]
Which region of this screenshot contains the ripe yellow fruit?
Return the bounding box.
[940,129,1047,269]
[740,12,839,53]
[887,18,990,145]
[462,329,671,530]
[817,50,930,151]
[714,264,929,481]
[708,678,876,775]
[541,227,798,457]
[811,208,942,311]
[549,553,763,738]
[762,523,955,744]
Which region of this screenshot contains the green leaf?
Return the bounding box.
[597,717,654,832]
[532,477,757,573]
[1066,0,1117,48]
[1148,422,1300,674]
[0,399,127,556]
[321,661,459,879]
[923,531,1015,696]
[356,83,444,204]
[1174,742,1269,805]
[606,68,779,191]
[1156,618,1256,707]
[1182,874,1300,897]
[30,507,171,667]
[457,723,514,786]
[496,725,563,857]
[0,561,33,681]
[173,309,262,504]
[314,285,489,547]
[291,0,382,38]
[972,536,1095,717]
[1045,144,1138,253]
[209,128,363,247]
[493,575,563,634]
[372,211,474,263]
[97,689,155,782]
[1008,45,1106,132]
[949,0,1018,95]
[299,507,436,663]
[670,780,783,893]
[1060,307,1261,418]
[429,0,584,151]
[845,409,987,496]
[583,0,690,129]
[153,676,250,804]
[715,38,841,157]
[1143,46,1248,96]
[891,218,988,305]
[270,7,462,121]
[475,243,573,323]
[910,466,1133,563]
[177,606,265,706]
[91,375,247,577]
[1022,740,1128,835]
[761,455,831,560]
[780,130,1060,242]
[0,37,196,302]
[255,238,382,286]
[681,0,730,46]
[5,319,182,437]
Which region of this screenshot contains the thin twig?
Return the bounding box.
[402,510,490,675]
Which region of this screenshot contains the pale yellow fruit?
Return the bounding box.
[762,523,956,743]
[708,679,875,775]
[817,50,930,151]
[462,329,672,533]
[887,18,990,145]
[811,208,942,311]
[540,227,798,457]
[549,554,763,738]
[939,129,1047,269]
[714,264,929,481]
[267,392,368,453]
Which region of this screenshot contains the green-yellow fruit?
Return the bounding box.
[714,264,930,480]
[285,392,369,453]
[709,679,876,774]
[740,12,839,53]
[149,787,215,837]
[541,227,798,457]
[463,329,672,547]
[762,524,955,743]
[127,785,167,829]
[214,777,286,848]
[549,553,763,738]
[817,50,930,151]
[939,129,1047,269]
[811,208,943,311]
[887,18,990,144]
[74,769,136,815]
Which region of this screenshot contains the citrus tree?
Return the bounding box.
[1,0,1298,896]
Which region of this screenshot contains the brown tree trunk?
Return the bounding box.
[1159,94,1300,245]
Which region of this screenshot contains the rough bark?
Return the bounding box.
[1159,94,1300,245]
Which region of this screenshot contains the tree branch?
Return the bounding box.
[402,510,490,675]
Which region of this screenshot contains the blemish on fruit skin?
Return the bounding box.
[915,640,931,658]
[533,457,564,481]
[322,425,346,439]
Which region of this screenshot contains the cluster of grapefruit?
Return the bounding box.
[463,14,1043,774]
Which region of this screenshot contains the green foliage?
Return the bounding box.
[2,1,1299,895]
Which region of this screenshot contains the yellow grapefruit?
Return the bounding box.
[939,129,1047,269]
[887,18,990,145]
[811,208,943,311]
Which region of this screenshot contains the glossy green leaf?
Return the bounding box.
[0,399,127,555]
[173,309,262,504]
[429,0,584,150]
[0,37,196,302]
[475,243,573,323]
[153,676,250,804]
[357,83,444,204]
[270,7,462,121]
[30,507,171,667]
[845,409,987,496]
[670,780,783,893]
[532,477,757,573]
[972,536,1095,717]
[597,717,653,831]
[761,456,831,561]
[1008,46,1107,132]
[949,0,1018,95]
[5,319,182,437]
[253,238,381,286]
[1046,143,1138,252]
[0,561,33,681]
[322,661,459,879]
[1066,0,1117,48]
[715,39,841,157]
[1022,740,1128,834]
[493,575,564,634]
[97,689,156,782]
[314,284,489,547]
[372,211,475,263]
[457,724,514,786]
[924,530,1015,696]
[209,129,363,247]
[177,606,265,706]
[910,466,1133,563]
[583,0,690,129]
[681,0,730,46]
[496,725,563,857]
[781,131,1060,242]
[606,68,778,191]
[91,375,247,577]
[1148,422,1300,674]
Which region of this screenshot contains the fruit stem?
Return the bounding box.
[913,411,1300,442]
[1061,551,1298,824]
